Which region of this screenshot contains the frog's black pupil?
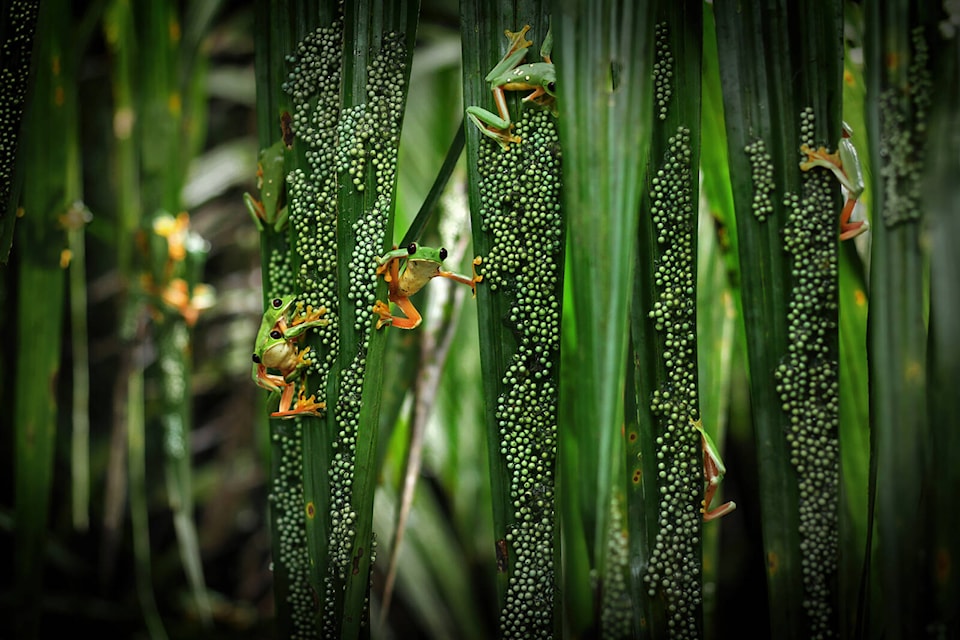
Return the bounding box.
[272,298,283,309]
[269,330,281,339]
[252,354,261,363]
[547,82,556,93]
[439,248,448,261]
[407,243,417,255]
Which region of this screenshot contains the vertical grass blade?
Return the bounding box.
[627,2,704,636]
[64,203,92,531]
[137,0,212,623]
[277,1,419,635]
[128,350,168,640]
[835,15,872,632]
[552,0,653,634]
[863,3,936,635]
[337,5,420,635]
[249,2,320,634]
[142,209,215,626]
[462,3,566,637]
[12,1,71,635]
[714,1,844,637]
[925,20,960,638]
[100,0,140,584]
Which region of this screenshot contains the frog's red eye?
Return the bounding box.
[547,81,556,93]
[269,330,282,339]
[407,243,417,255]
[439,248,448,261]
[252,354,261,363]
[271,298,283,309]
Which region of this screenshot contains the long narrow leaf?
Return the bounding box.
[714,1,844,637]
[628,2,705,637]
[554,0,653,634]
[462,3,564,636]
[12,1,71,635]
[925,19,960,638]
[863,3,937,635]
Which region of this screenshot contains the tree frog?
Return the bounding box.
[251,295,328,418]
[691,418,737,522]
[799,122,869,241]
[466,24,556,148]
[243,140,288,233]
[372,243,483,330]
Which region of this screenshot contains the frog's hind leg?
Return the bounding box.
[271,380,325,418]
[839,199,869,241]
[374,295,422,330]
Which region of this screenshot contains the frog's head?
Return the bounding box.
[405,242,447,264]
[541,66,557,98]
[262,295,296,326]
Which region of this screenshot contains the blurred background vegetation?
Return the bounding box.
[1,0,957,638]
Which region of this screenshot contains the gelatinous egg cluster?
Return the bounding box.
[653,22,673,122]
[745,138,776,222]
[0,1,38,208]
[878,27,930,227]
[642,127,703,640]
[284,20,344,379]
[269,421,320,639]
[477,108,562,639]
[777,106,840,639]
[312,32,409,636]
[340,33,407,340]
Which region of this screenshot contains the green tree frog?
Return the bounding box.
[243,140,288,233]
[691,418,737,522]
[251,295,328,418]
[466,24,556,148]
[372,243,483,330]
[799,122,869,241]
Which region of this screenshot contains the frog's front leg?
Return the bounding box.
[284,305,328,339]
[437,256,484,297]
[279,345,315,384]
[373,249,405,329]
[375,245,408,282]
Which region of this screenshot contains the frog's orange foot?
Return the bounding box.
[292,305,327,327]
[840,218,869,241]
[373,300,394,329]
[504,25,533,55]
[471,256,484,296]
[296,346,314,367]
[799,144,841,172]
[702,499,737,522]
[271,382,325,419]
[271,398,325,419]
[489,125,522,150]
